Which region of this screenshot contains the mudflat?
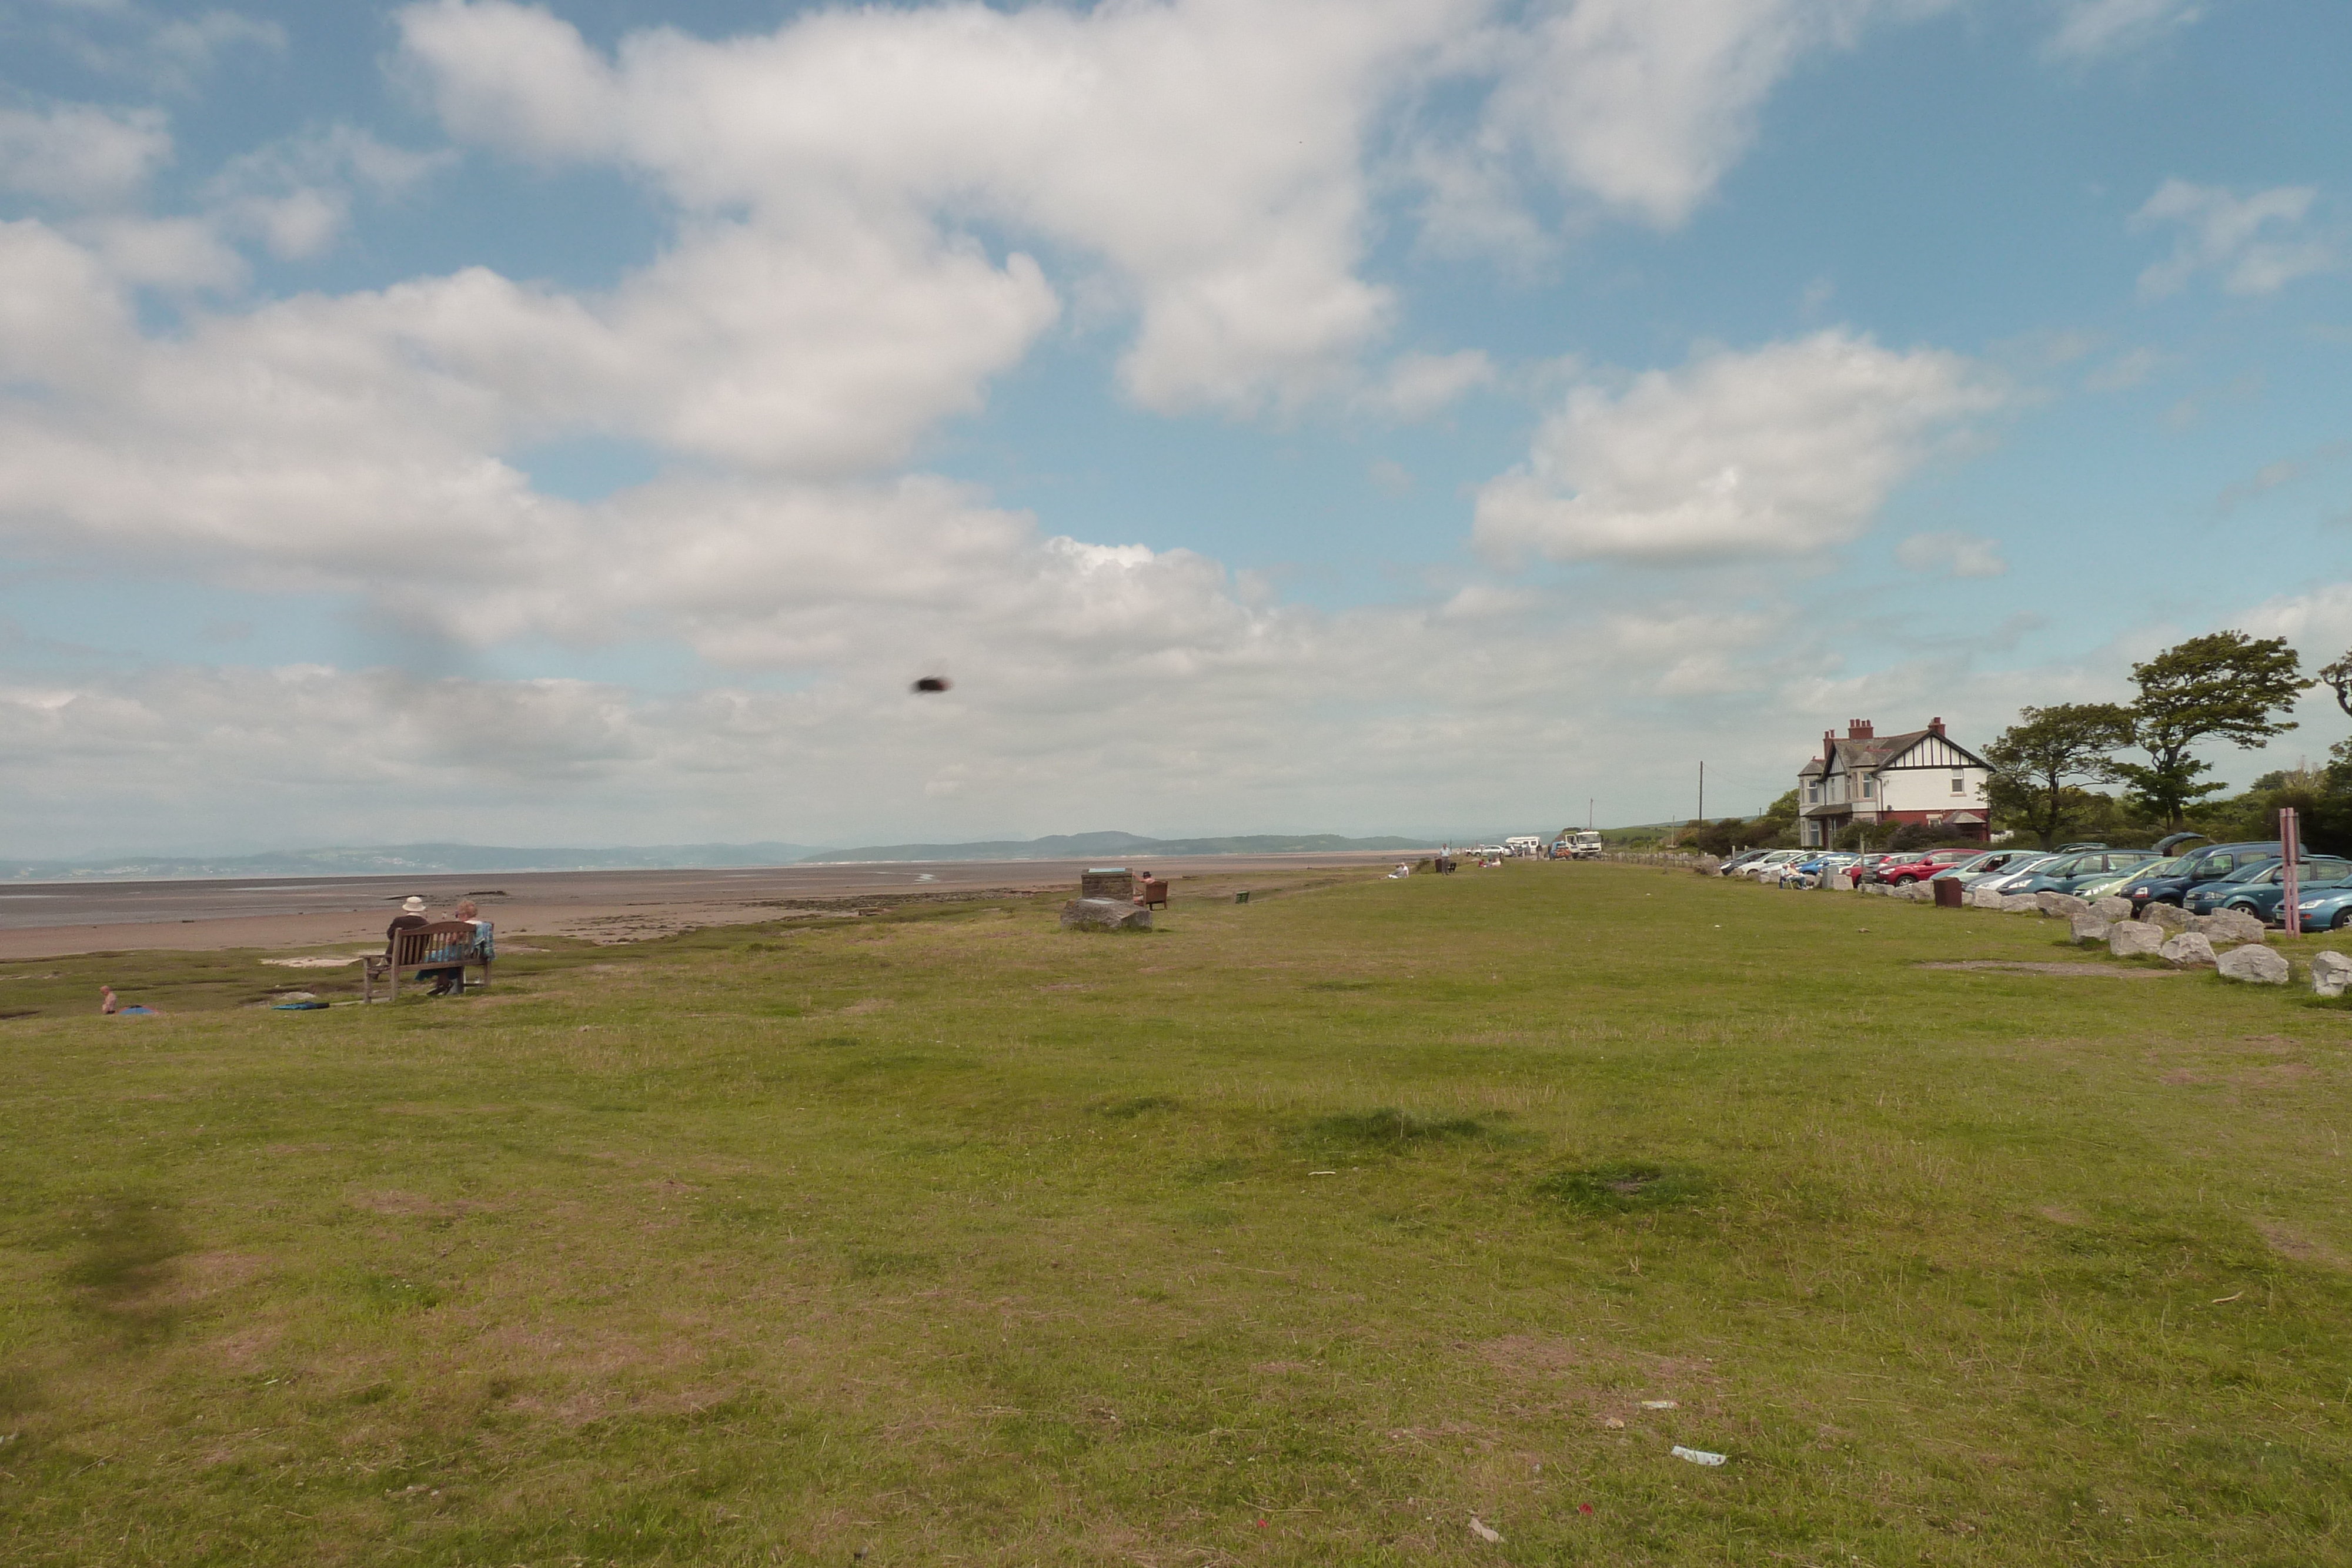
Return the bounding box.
[0,851,1428,959]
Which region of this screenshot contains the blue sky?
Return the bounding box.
[1,0,2347,855]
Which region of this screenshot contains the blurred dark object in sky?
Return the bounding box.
[912,676,952,693]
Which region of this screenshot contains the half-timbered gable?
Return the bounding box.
[1796,718,1992,847]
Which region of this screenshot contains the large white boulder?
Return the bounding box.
[2037,892,2092,918]
[1999,894,2042,914]
[2109,921,2164,958]
[2160,932,2218,968]
[2143,902,2191,932]
[2093,896,2134,921]
[2069,913,2113,944]
[1969,887,2006,910]
[2198,908,2269,947]
[2217,945,2290,985]
[2309,950,2352,998]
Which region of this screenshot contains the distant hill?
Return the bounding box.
[0,841,827,882]
[799,831,1434,863]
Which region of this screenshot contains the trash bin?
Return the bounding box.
[1933,878,1965,908]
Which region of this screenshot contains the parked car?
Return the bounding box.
[1999,848,2164,897]
[1930,848,2044,886]
[2122,841,2285,911]
[1966,854,2066,898]
[2293,881,2352,931]
[1870,850,1976,885]
[1785,852,1860,884]
[1741,850,1808,878]
[1715,848,1775,875]
[2184,857,2352,918]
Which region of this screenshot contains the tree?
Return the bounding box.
[2318,650,2352,719]
[2112,631,2311,829]
[1982,703,2136,849]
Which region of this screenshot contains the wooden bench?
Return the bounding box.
[363,921,491,1001]
[1140,877,1169,909]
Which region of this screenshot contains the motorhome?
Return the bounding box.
[1504,836,1545,857]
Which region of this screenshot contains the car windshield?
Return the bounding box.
[2133,856,2189,879]
[2217,860,2281,884]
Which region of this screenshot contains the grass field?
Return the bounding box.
[4,861,2351,1566]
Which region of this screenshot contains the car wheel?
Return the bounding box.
[2335,908,2352,931]
[1893,875,1916,886]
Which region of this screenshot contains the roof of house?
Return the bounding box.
[1823,727,1990,774]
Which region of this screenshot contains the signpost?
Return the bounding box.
[2281,806,2302,938]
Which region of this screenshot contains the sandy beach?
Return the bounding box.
[0,851,1431,959]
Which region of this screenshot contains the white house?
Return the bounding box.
[1796,718,1992,849]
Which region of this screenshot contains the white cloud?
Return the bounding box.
[1360,350,1496,421]
[30,4,284,95]
[0,103,172,206]
[1479,0,1900,229]
[2134,179,2340,298]
[1896,530,2008,578]
[1473,330,2003,565]
[2045,0,2200,62]
[210,125,452,260]
[395,0,1463,419]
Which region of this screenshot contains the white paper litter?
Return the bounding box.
[1671,1445,1727,1466]
[1468,1517,1502,1543]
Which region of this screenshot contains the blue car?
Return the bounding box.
[2294,882,2352,931]
[2182,857,2348,917]
[2124,841,2286,912]
[1997,849,2163,898]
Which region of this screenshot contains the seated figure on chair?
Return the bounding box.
[419,898,493,995]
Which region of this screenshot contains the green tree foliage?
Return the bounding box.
[2113,631,2310,828]
[1982,703,2136,849]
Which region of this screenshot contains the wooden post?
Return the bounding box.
[2281,807,2302,937]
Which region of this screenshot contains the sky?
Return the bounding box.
[2,0,2348,857]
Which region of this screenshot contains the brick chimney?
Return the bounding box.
[1847,719,1874,739]
[1929,716,1946,737]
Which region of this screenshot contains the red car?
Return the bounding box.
[1870,850,1974,885]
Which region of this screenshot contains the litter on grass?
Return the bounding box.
[1671,1445,1728,1466]
[1641,1400,1678,1409]
[1468,1517,1502,1543]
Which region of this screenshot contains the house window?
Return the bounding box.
[1807,783,1819,803]
[1950,774,1965,794]
[1861,778,1874,798]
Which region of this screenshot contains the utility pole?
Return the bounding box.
[1697,761,1704,825]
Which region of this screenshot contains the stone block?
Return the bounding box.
[2217,944,2290,985]
[2144,902,2190,931]
[1061,897,1151,932]
[2108,921,2163,959]
[2308,950,2352,998]
[2036,892,2091,918]
[2069,912,2112,944]
[2093,896,2133,921]
[2160,932,2217,968]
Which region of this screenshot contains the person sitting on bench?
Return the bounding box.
[418,898,494,995]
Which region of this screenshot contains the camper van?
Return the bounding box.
[1504,836,1545,857]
